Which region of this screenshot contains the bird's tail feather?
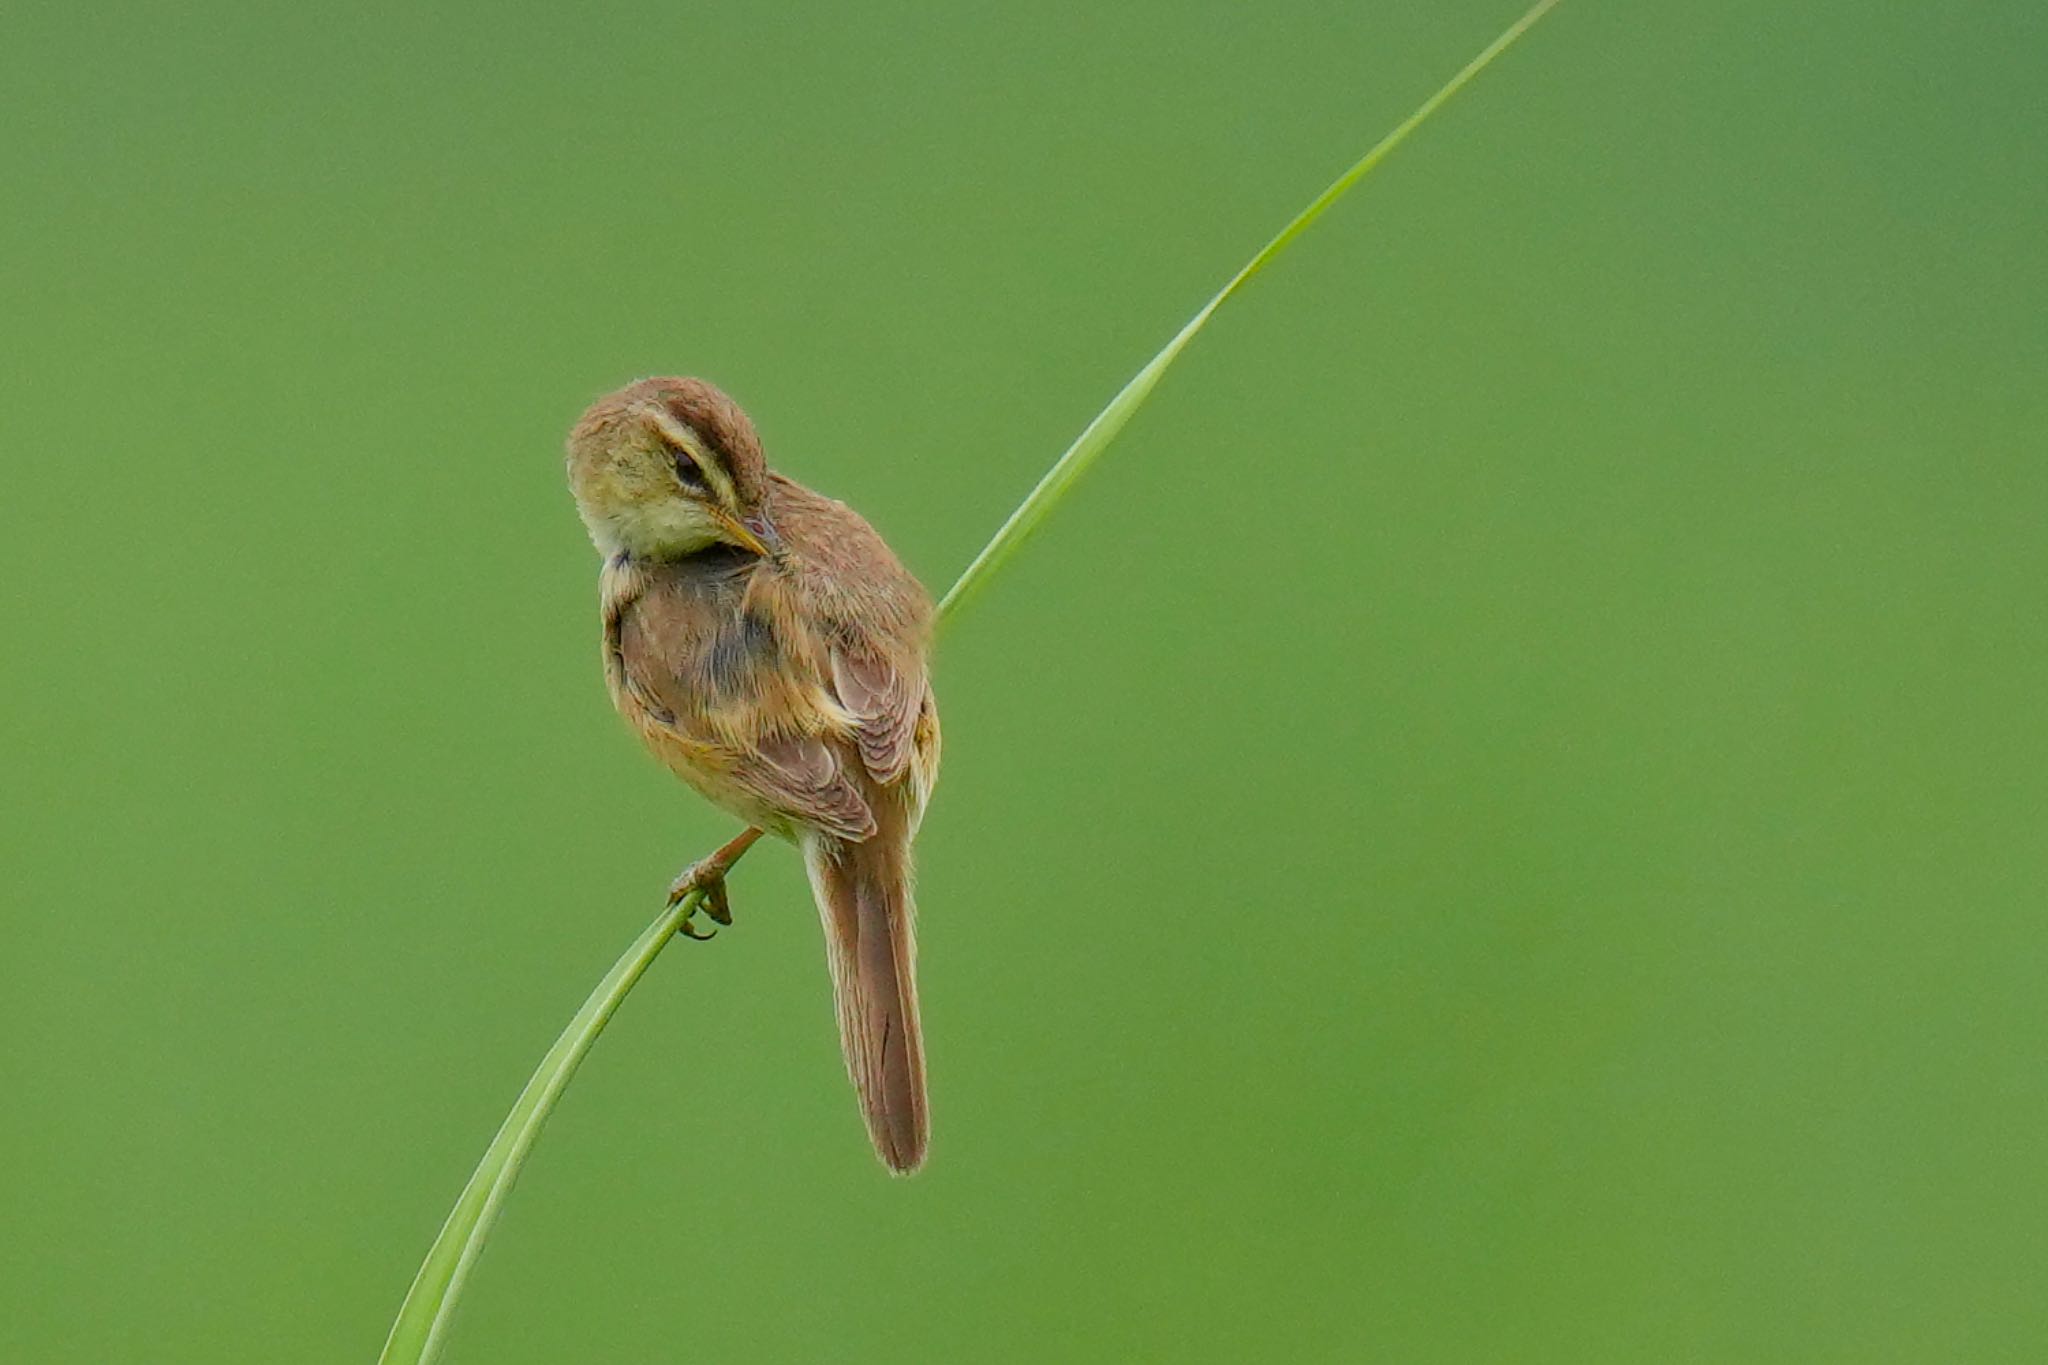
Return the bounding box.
[803,832,928,1173]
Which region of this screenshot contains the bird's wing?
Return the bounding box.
[828,644,927,787]
[727,729,878,842]
[760,477,935,792]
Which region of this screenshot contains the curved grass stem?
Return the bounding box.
[378,890,710,1363]
[378,5,1563,1360]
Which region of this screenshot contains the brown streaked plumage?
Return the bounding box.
[566,377,940,1173]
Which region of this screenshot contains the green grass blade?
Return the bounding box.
[377,890,706,1365]
[937,0,1562,622]
[380,5,1561,1361]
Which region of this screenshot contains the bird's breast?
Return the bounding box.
[608,553,843,753]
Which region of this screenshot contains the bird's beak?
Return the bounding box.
[716,510,779,558]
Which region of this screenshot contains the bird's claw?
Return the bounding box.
[668,859,736,942]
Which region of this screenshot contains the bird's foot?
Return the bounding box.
[668,864,733,940]
[666,828,764,941]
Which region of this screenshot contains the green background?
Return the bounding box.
[4,1,2044,1360]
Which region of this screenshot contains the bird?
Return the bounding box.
[565,377,940,1174]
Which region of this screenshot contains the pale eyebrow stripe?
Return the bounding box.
[639,405,698,452]
[639,405,741,509]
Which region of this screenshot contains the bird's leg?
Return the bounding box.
[668,827,765,940]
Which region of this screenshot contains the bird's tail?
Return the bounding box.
[802,830,929,1173]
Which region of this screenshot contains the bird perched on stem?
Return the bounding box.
[566,377,940,1174]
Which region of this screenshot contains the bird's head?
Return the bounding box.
[566,377,781,560]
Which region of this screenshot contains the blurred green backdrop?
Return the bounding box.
[4,1,2046,1361]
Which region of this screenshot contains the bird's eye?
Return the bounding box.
[670,446,708,492]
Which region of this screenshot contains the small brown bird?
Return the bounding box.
[566,377,940,1174]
